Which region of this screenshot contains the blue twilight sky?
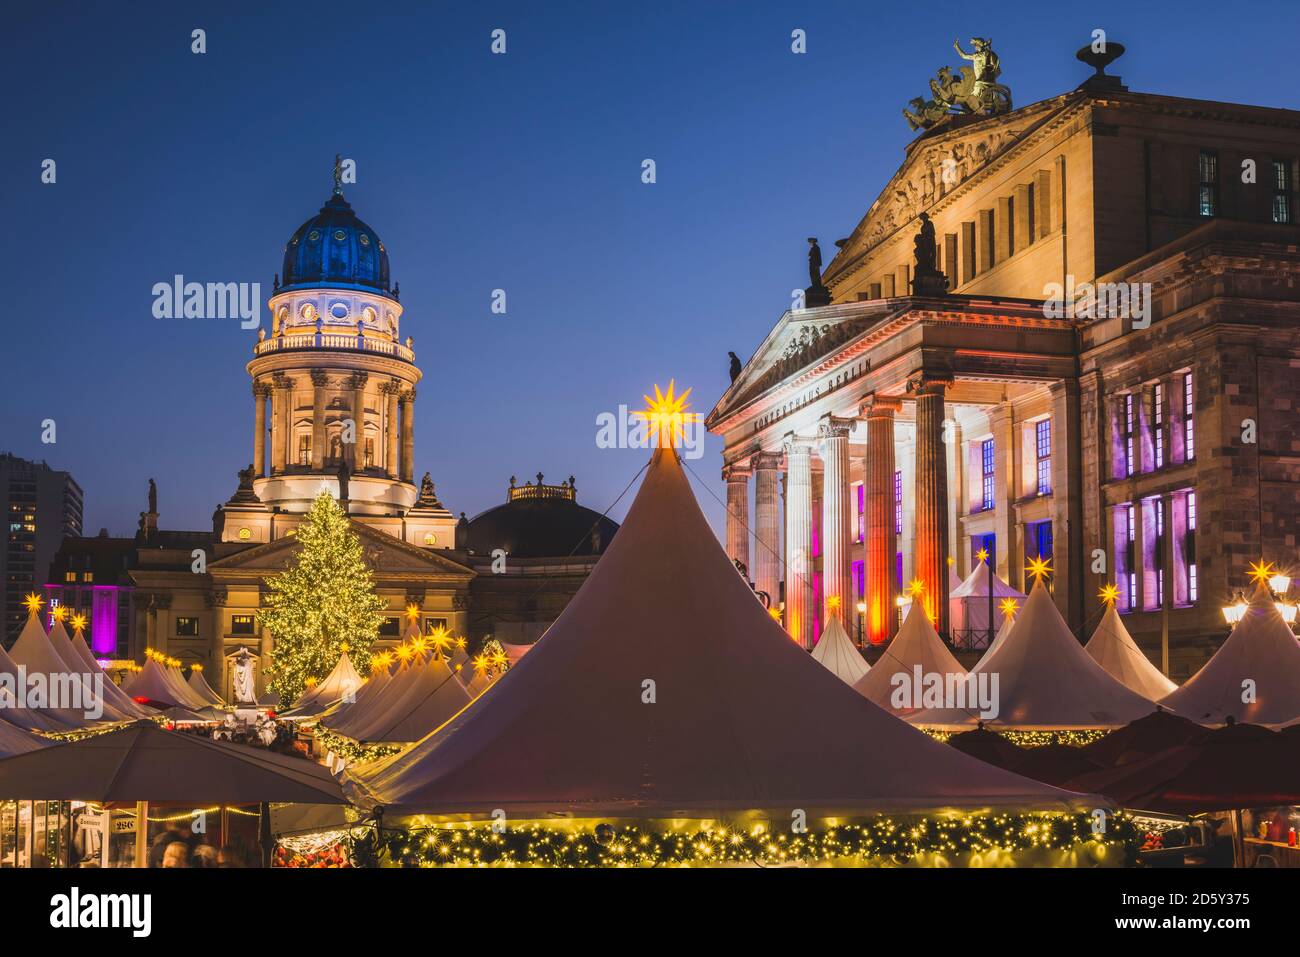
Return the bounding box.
[2,1,1295,540]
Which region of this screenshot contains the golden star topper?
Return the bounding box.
[22,592,43,615]
[1026,556,1053,584]
[1248,559,1276,585]
[634,380,700,450]
[1098,583,1120,606]
[998,597,1019,619]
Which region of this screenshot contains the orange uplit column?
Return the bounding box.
[861,395,900,643]
[783,435,814,649]
[912,374,952,638]
[818,415,853,627]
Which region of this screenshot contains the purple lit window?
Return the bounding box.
[1035,420,1051,495]
[981,438,995,510]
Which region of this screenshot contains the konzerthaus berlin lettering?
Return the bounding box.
[707,43,1300,680]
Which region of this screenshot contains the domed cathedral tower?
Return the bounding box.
[216,166,456,549]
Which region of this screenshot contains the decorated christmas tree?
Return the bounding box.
[262,492,386,705]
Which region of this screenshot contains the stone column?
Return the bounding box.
[311,370,328,470]
[271,375,291,474]
[818,415,853,627]
[384,382,401,479]
[1049,379,1084,632]
[750,451,783,610]
[912,375,952,636]
[946,415,965,576]
[349,373,368,471]
[989,404,1015,582]
[252,382,269,476]
[783,435,815,649]
[722,461,751,577]
[861,395,900,643]
[400,389,416,483]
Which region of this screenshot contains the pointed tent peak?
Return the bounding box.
[853,601,966,710]
[950,561,1027,600]
[1086,603,1178,700]
[21,592,44,617]
[1248,578,1277,608]
[810,615,870,686]
[634,381,702,452]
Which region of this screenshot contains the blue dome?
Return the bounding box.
[280,190,391,295]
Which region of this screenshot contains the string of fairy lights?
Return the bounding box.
[347,814,1137,868]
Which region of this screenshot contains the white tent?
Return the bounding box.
[1159,583,1300,726]
[810,615,870,685]
[1085,605,1178,700]
[913,580,1156,729]
[7,613,101,727]
[0,640,75,732]
[346,447,1083,817]
[978,614,1016,666]
[123,658,194,709]
[47,619,142,721]
[320,654,398,734]
[187,667,226,707]
[0,717,46,758]
[853,602,966,715]
[949,566,963,593]
[344,654,472,744]
[284,651,361,718]
[949,562,1026,640]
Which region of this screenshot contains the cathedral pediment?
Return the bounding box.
[209,519,474,580]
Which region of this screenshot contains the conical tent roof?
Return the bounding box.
[319,657,396,734]
[978,614,1016,665]
[949,563,1026,637]
[187,668,226,707]
[1159,583,1300,726]
[0,641,77,732]
[0,716,47,758]
[67,629,148,718]
[345,448,1082,817]
[349,655,472,744]
[7,614,97,727]
[1085,605,1178,700]
[329,651,430,740]
[853,602,966,713]
[914,581,1155,729]
[123,658,193,709]
[284,651,358,716]
[47,620,139,721]
[166,663,211,710]
[810,615,870,685]
[948,566,963,592]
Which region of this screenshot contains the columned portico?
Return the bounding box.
[750,451,783,609]
[722,462,751,575]
[911,374,952,636]
[818,415,853,627]
[861,394,900,643]
[782,435,815,649]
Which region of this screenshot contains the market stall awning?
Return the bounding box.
[0,720,345,804]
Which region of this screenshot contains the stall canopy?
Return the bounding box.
[913,580,1156,729]
[0,640,78,732]
[853,602,966,714]
[980,614,1015,665]
[0,716,48,758]
[68,628,148,719]
[810,615,869,686]
[282,651,360,718]
[0,720,345,804]
[949,563,1026,639]
[1159,583,1300,726]
[48,619,145,720]
[1085,604,1178,700]
[7,613,103,728]
[339,653,472,745]
[345,447,1084,818]
[123,658,198,710]
[187,667,226,708]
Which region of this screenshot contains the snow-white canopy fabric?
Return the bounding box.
[319,658,396,733]
[913,581,1156,729]
[345,448,1085,818]
[1086,605,1178,700]
[7,614,100,728]
[978,615,1015,666]
[0,639,77,732]
[48,621,143,721]
[810,616,870,685]
[284,652,358,717]
[187,668,226,707]
[1159,583,1300,726]
[853,602,966,714]
[344,654,472,744]
[949,563,1026,636]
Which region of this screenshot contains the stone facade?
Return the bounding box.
[708,73,1300,681]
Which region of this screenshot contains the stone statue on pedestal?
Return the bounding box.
[804,238,832,308]
[910,212,949,296]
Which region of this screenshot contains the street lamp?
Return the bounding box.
[855,601,866,645]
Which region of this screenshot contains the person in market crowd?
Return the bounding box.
[161,842,190,868]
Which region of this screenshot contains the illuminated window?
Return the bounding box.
[298,434,312,465]
[64,571,76,582]
[1035,420,1051,495]
[423,617,448,636]
[1186,491,1198,603]
[1198,150,1218,217]
[379,616,401,637]
[980,438,995,511]
[175,617,199,637]
[1183,372,1195,461]
[1274,160,1292,224]
[231,614,256,636]
[1124,504,1137,611]
[1153,383,1165,469]
[1123,394,1136,477]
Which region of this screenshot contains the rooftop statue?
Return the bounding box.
[903,38,1012,131]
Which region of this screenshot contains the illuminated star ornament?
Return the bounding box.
[975,548,990,564]
[1248,559,1277,586]
[51,604,68,622]
[906,578,925,597]
[71,613,88,633]
[22,592,43,615]
[1098,583,1120,606]
[998,597,1019,619]
[1026,556,1053,584]
[635,381,701,450]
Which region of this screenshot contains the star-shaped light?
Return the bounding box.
[339,641,350,653]
[405,603,421,620]
[1026,556,1053,584]
[826,595,842,611]
[768,607,782,622]
[471,653,490,673]
[975,548,990,564]
[998,597,1019,619]
[71,613,88,633]
[1098,583,1120,606]
[1248,559,1277,586]
[906,578,926,597]
[22,593,43,615]
[51,604,68,622]
[634,380,700,450]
